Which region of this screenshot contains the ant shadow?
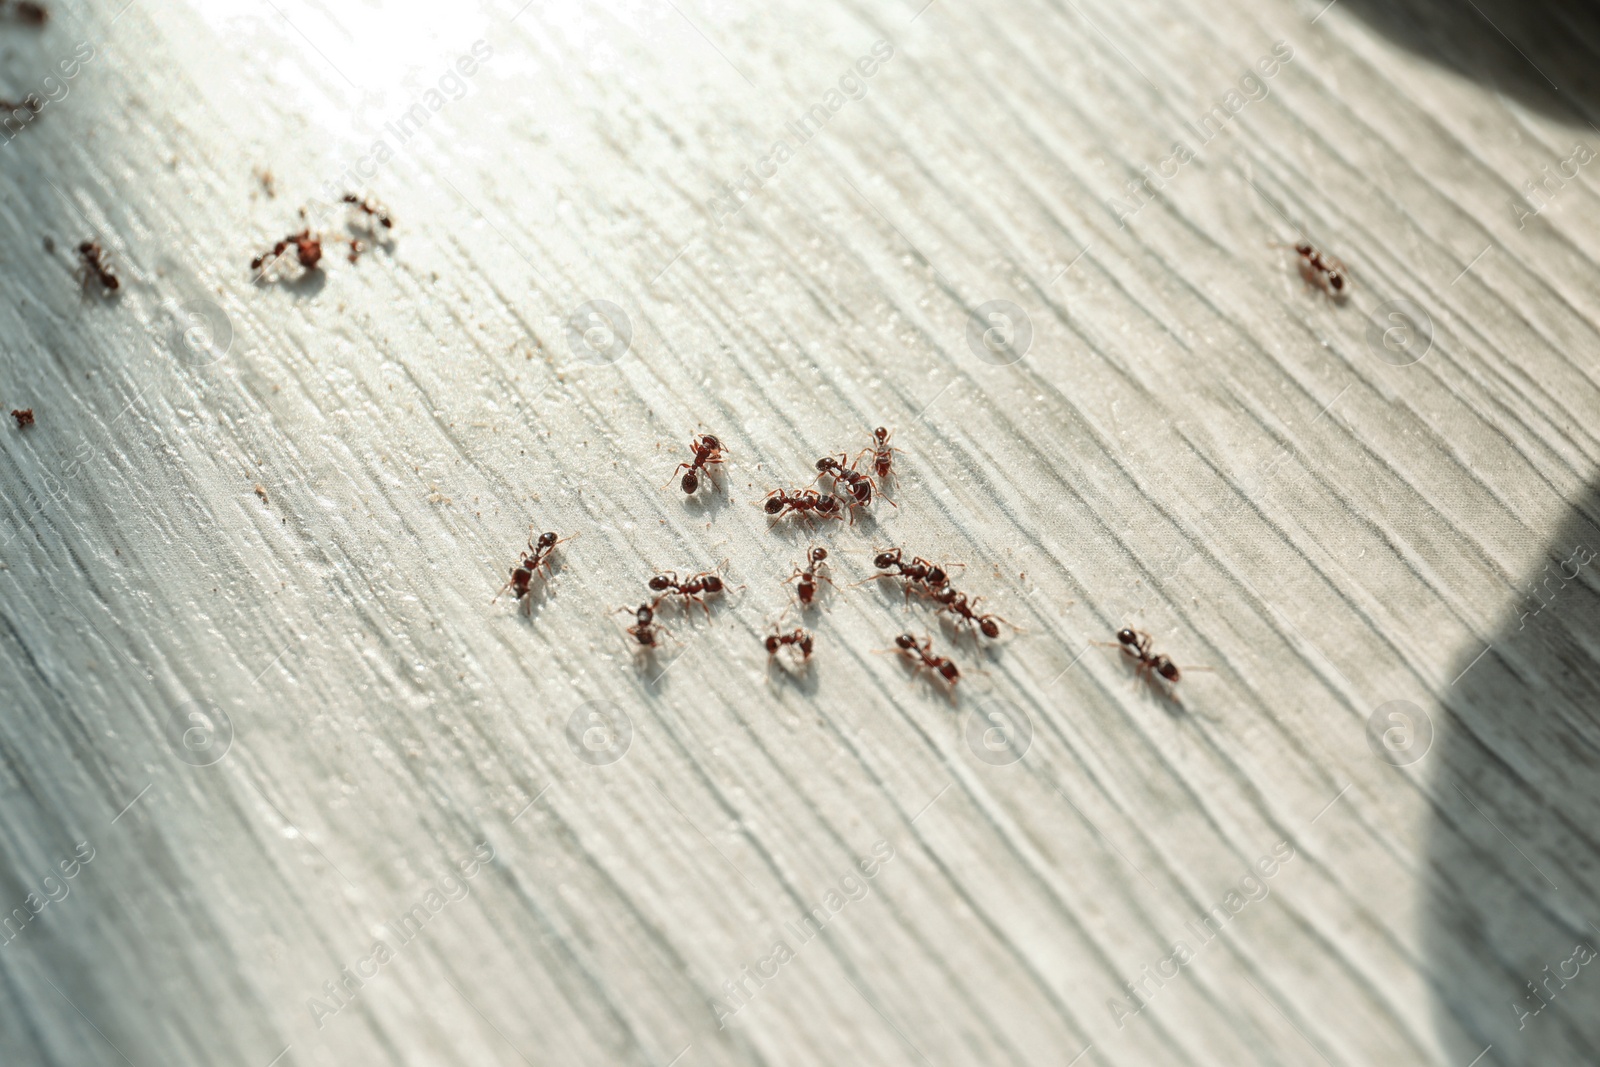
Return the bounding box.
[1421,480,1600,1065]
[681,485,732,522]
[622,636,681,692]
[766,655,820,696]
[1342,0,1600,126]
[254,268,328,298]
[857,573,927,618]
[883,654,961,706]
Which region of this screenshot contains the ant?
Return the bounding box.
[341,194,393,263]
[1097,628,1210,693]
[618,601,670,650]
[665,433,726,495]
[77,240,118,292]
[857,426,902,483]
[814,454,890,522]
[647,563,733,617]
[342,193,393,231]
[764,625,815,665]
[763,488,842,522]
[11,408,33,429]
[251,229,322,276]
[1276,240,1346,298]
[880,633,961,688]
[928,587,1012,640]
[0,94,41,120]
[860,547,955,601]
[494,528,570,613]
[1,1,47,25]
[785,546,834,608]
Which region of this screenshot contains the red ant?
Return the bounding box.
[814,453,893,521]
[342,193,393,231]
[857,425,902,483]
[251,229,322,276]
[880,633,961,688]
[785,546,834,608]
[1097,628,1210,693]
[77,240,118,292]
[341,194,393,263]
[618,601,669,650]
[11,408,34,429]
[928,587,1013,640]
[764,625,815,665]
[665,433,726,495]
[494,528,570,613]
[2,1,47,25]
[0,95,41,121]
[763,488,842,522]
[647,563,734,617]
[1276,241,1346,298]
[859,547,955,601]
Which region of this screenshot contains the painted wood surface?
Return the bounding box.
[2,0,1598,1064]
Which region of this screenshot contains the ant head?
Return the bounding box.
[815,457,835,473]
[700,434,720,450]
[647,575,672,592]
[873,426,888,441]
[1117,628,1139,647]
[1295,241,1313,256]
[681,471,699,494]
[799,634,814,656]
[636,603,654,624]
[980,619,1001,639]
[702,576,724,593]
[765,634,781,654]
[817,494,838,512]
[926,565,947,585]
[895,633,917,650]
[537,531,558,548]
[1330,273,1345,291]
[764,495,785,514]
[1156,657,1180,682]
[810,547,828,563]
[874,549,900,568]
[939,662,960,682]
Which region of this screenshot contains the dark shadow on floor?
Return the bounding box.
[1425,482,1600,1065]
[1342,0,1600,127]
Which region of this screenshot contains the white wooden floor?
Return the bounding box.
[2,0,1599,1064]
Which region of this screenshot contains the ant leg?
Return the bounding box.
[659,463,694,490]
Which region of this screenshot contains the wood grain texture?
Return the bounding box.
[2,0,1599,1064]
